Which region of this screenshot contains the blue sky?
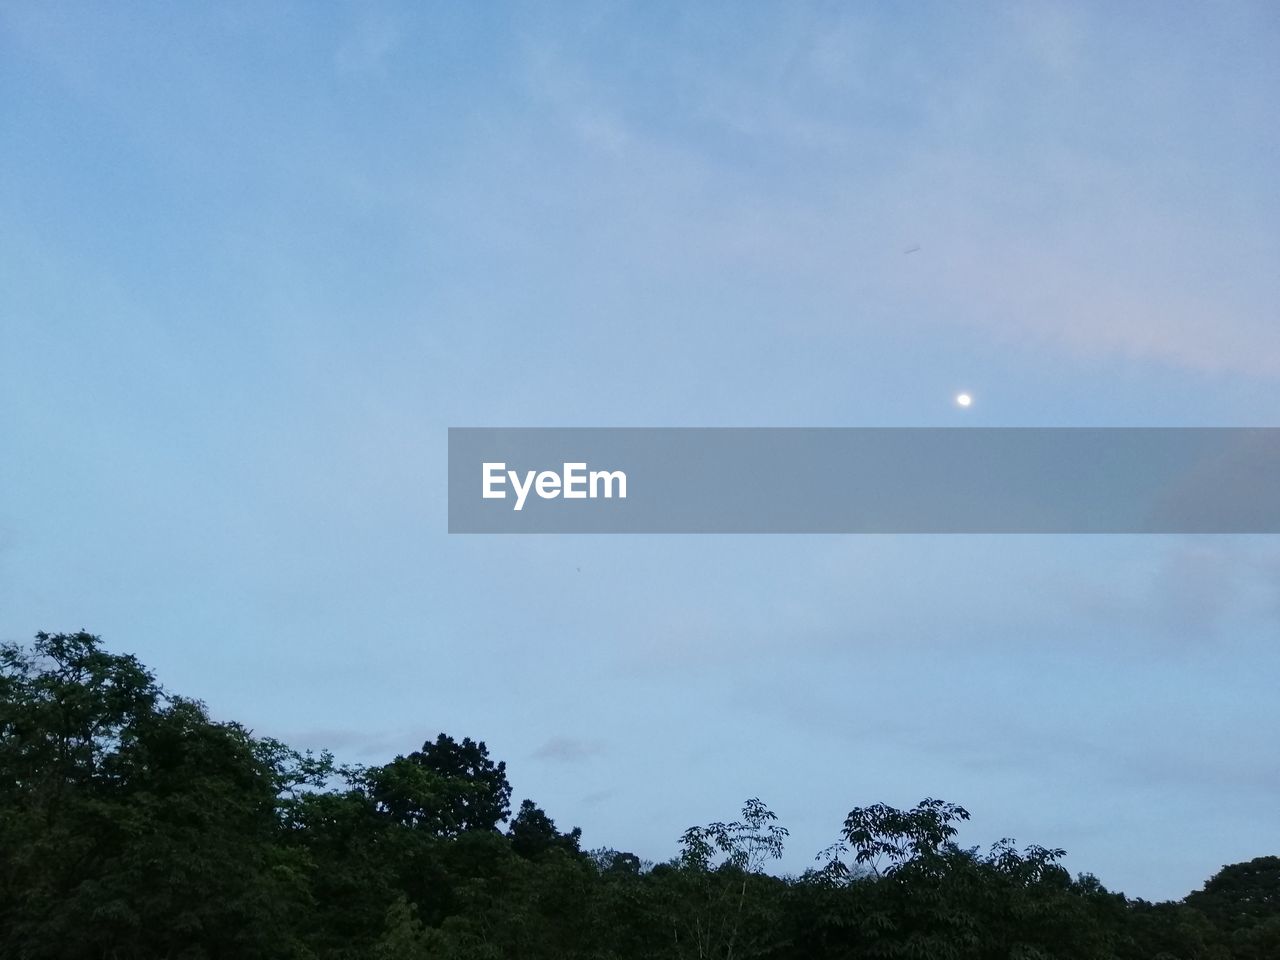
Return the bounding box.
[2,1,1278,899]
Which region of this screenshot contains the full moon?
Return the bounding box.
[955,392,973,408]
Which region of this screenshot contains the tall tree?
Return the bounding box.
[0,632,311,959]
[406,733,512,833]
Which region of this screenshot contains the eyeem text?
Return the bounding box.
[481,462,627,511]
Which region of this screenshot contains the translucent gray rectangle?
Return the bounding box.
[447,428,1280,533]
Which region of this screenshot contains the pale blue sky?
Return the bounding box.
[2,1,1278,900]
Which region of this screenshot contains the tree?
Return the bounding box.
[1186,858,1280,960]
[405,733,512,833]
[5,631,1279,959]
[508,798,583,860]
[672,798,789,959]
[0,632,311,959]
[838,796,971,877]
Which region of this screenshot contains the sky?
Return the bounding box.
[2,1,1279,901]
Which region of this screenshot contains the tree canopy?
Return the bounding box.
[1,631,1273,959]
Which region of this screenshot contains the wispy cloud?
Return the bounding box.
[1061,541,1280,645]
[501,3,1280,376]
[533,736,607,763]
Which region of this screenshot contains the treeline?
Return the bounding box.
[1,632,1276,959]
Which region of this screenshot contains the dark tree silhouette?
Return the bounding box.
[2,632,1274,960]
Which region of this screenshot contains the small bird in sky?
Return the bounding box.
[904,243,921,254]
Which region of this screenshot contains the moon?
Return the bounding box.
[955,392,973,408]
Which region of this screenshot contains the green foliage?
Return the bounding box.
[1185,858,1280,960]
[508,798,583,860]
[837,796,972,877]
[0,632,311,959]
[2,631,1276,959]
[672,798,790,959]
[404,733,513,833]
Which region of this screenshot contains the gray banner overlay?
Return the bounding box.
[448,428,1280,533]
